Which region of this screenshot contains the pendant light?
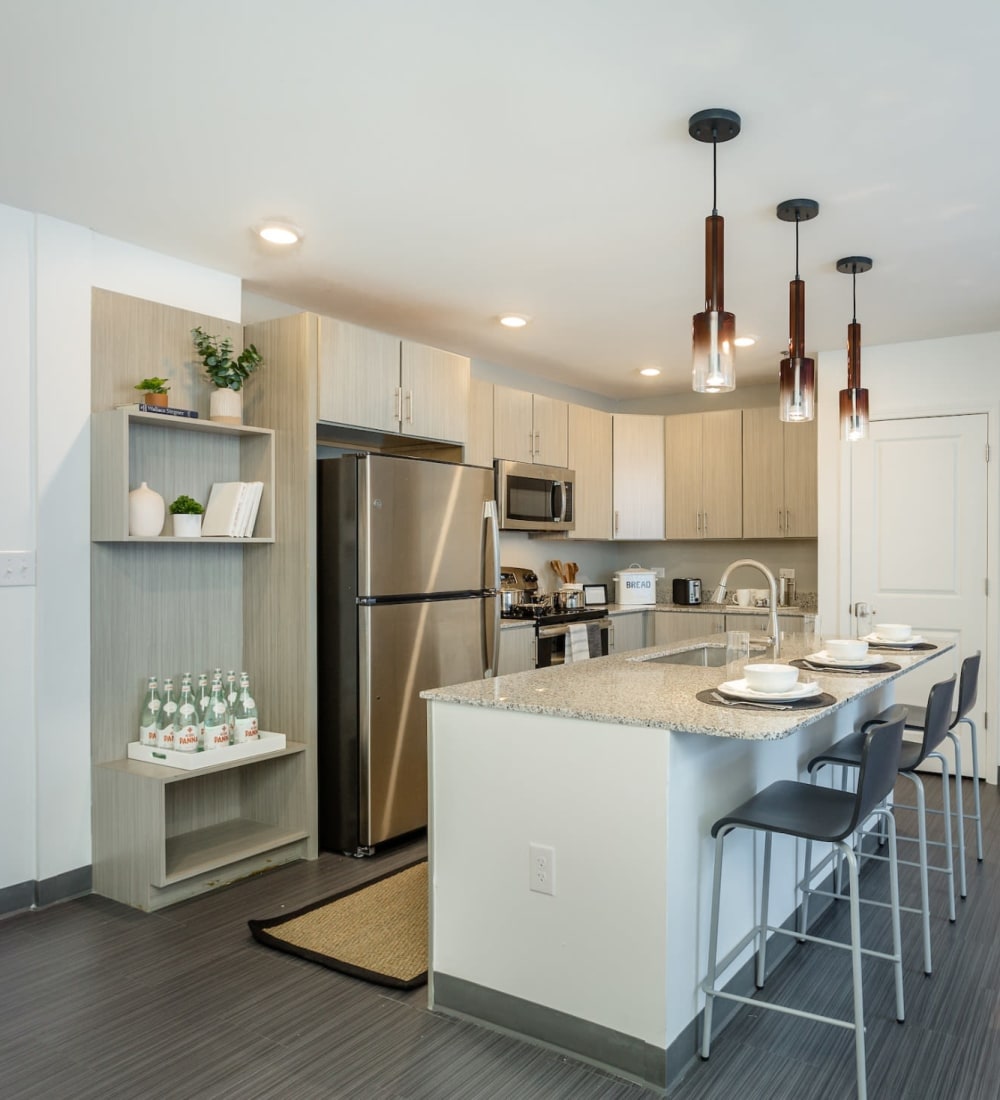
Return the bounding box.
[837,256,873,441]
[776,199,819,422]
[689,108,741,394]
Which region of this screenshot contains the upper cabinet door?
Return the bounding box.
[701,409,743,539]
[317,317,399,433]
[465,377,494,468]
[493,385,534,462]
[664,413,703,538]
[742,406,785,538]
[567,403,613,539]
[400,340,469,443]
[613,414,665,539]
[783,418,817,536]
[532,395,568,467]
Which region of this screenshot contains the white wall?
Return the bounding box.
[0,202,241,898]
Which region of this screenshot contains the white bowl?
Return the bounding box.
[743,663,799,693]
[875,623,912,642]
[825,638,869,660]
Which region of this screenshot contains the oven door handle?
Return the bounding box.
[537,617,612,639]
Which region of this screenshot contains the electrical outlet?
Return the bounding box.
[779,567,795,580]
[0,551,35,587]
[653,567,666,579]
[529,843,556,895]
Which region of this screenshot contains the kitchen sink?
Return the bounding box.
[635,643,768,667]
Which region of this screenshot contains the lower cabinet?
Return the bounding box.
[654,611,725,645]
[725,613,803,636]
[497,624,535,675]
[609,610,650,653]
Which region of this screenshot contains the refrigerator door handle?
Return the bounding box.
[483,500,500,677]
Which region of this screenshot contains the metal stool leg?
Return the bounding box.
[945,731,967,898]
[961,715,984,861]
[903,771,933,975]
[838,841,868,1100]
[757,832,772,988]
[701,827,729,1059]
[928,750,957,921]
[880,808,905,1023]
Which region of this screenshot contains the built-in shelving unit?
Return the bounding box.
[90,289,314,912]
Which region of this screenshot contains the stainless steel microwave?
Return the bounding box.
[495,459,575,532]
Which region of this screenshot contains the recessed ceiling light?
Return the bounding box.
[733,335,757,348]
[639,367,661,377]
[499,314,530,328]
[256,220,302,245]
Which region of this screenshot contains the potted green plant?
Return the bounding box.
[191,327,264,424]
[169,494,204,538]
[134,377,171,408]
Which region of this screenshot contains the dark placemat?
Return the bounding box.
[697,688,836,713]
[866,641,936,652]
[790,658,901,675]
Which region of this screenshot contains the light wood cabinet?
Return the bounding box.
[465,377,494,468]
[609,610,649,653]
[742,407,817,538]
[567,403,613,540]
[317,316,470,444]
[493,385,568,466]
[664,410,742,539]
[654,611,725,644]
[612,414,665,539]
[497,624,535,675]
[90,291,313,912]
[725,612,803,637]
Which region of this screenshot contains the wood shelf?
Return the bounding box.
[162,818,309,885]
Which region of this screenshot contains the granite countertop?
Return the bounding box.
[423,633,951,742]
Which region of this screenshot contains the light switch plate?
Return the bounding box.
[779,567,795,580]
[0,551,36,587]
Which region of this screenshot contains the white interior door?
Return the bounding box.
[851,414,988,777]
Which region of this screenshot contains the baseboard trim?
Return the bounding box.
[0,865,92,916]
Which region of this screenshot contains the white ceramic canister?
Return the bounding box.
[613,564,657,605]
[128,481,165,536]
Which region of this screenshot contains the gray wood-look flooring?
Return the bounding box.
[1,775,997,1099]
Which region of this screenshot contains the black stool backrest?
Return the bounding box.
[915,674,957,760]
[845,714,906,837]
[952,652,981,728]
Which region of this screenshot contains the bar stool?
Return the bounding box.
[900,652,983,884]
[701,713,905,1100]
[808,675,957,977]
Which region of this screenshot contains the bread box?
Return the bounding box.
[613,564,657,605]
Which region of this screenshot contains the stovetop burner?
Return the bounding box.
[503,604,605,626]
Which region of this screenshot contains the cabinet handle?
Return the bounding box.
[695,511,701,533]
[406,390,414,424]
[703,511,709,535]
[614,510,620,535]
[394,387,402,421]
[777,509,783,533]
[529,431,535,458]
[785,509,790,534]
[534,431,540,457]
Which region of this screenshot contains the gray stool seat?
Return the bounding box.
[701,715,906,1100]
[807,676,958,976]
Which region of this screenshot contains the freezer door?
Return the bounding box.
[360,596,489,846]
[360,455,495,597]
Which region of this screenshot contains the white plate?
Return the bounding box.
[717,678,822,702]
[806,650,887,669]
[863,633,926,647]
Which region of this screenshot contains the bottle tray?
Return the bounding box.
[126,731,286,770]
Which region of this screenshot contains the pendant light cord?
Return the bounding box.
[712,132,718,215]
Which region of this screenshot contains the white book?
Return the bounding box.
[232,482,256,537]
[201,481,248,537]
[242,481,264,537]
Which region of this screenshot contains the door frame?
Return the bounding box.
[818,373,999,782]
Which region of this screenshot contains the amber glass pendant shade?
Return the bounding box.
[839,386,870,441]
[836,258,874,443]
[779,357,815,421]
[692,309,735,393]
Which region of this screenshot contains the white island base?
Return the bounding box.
[425,638,947,1090]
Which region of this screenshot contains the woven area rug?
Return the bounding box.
[248,860,428,989]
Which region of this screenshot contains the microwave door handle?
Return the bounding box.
[552,480,566,522]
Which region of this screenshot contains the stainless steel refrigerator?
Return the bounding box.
[317,453,500,855]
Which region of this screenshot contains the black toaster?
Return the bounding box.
[672,577,702,605]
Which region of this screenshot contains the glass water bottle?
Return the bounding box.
[157,677,177,750]
[203,678,230,750]
[138,677,161,748]
[175,676,199,752]
[232,672,259,743]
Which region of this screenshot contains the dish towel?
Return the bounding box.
[566,623,591,663]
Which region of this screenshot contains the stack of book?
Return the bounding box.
[201,482,265,537]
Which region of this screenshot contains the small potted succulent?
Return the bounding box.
[169,494,204,538]
[191,327,264,424]
[134,377,171,408]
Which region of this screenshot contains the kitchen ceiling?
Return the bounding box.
[4,0,998,398]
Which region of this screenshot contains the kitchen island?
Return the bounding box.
[422,632,951,1091]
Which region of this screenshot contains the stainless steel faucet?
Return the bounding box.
[710,558,781,658]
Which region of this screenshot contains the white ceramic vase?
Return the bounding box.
[210,387,243,425]
[128,482,165,537]
[172,513,202,538]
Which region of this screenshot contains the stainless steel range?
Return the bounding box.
[501,566,612,667]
